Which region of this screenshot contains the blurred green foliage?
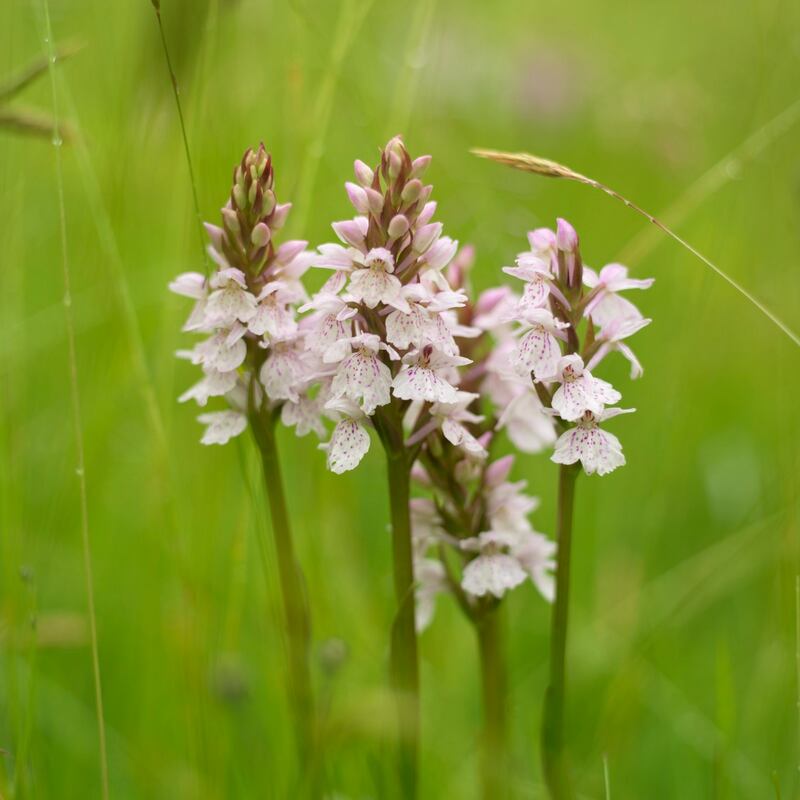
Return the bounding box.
[1,0,799,797]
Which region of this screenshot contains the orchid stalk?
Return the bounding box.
[282,136,488,795]
[497,219,653,797]
[169,145,318,772]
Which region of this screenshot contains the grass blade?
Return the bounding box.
[471,147,800,348]
[41,3,110,797]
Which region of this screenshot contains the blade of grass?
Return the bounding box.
[290,0,377,236]
[386,0,438,137]
[471,147,800,348]
[149,0,208,273]
[603,754,611,800]
[0,42,80,102]
[41,3,109,797]
[617,96,800,266]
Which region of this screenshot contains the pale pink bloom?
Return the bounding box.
[280,386,329,438]
[169,271,206,299]
[198,410,247,445]
[587,316,652,379]
[415,558,447,632]
[384,284,463,353]
[328,333,394,415]
[550,354,621,421]
[314,242,360,272]
[482,339,556,452]
[512,531,556,601]
[510,308,570,381]
[503,252,553,310]
[248,282,300,340]
[472,286,520,333]
[259,340,307,403]
[430,391,487,457]
[527,227,557,266]
[583,264,654,328]
[348,247,410,312]
[392,345,470,404]
[487,478,539,534]
[321,399,371,474]
[410,497,445,553]
[204,268,258,328]
[551,408,634,475]
[460,531,528,598]
[178,367,239,406]
[301,294,357,361]
[179,326,247,373]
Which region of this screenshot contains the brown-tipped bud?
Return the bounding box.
[401,179,423,204]
[248,180,258,208]
[251,222,271,247]
[388,214,410,239]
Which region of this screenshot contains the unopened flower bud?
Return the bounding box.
[409,155,432,179]
[262,189,276,216]
[232,183,247,211]
[345,182,369,213]
[412,221,442,253]
[222,207,240,233]
[388,150,402,179]
[251,222,271,247]
[388,214,410,239]
[354,159,374,187]
[401,179,423,204]
[248,180,258,207]
[271,202,292,230]
[556,218,578,253]
[364,187,384,216]
[332,219,365,248]
[485,455,515,486]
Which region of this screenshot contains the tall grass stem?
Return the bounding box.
[42,3,110,797]
[151,4,208,273]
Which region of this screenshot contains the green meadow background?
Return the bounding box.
[2,0,799,797]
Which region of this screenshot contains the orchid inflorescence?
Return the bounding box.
[170,135,653,613]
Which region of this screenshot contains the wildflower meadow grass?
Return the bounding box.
[1,1,799,798]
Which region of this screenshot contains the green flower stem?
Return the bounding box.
[250,406,315,778]
[476,607,508,800]
[541,462,580,799]
[385,448,420,799]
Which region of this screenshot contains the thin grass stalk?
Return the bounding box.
[476,607,508,800]
[150,0,209,273]
[471,147,800,348]
[541,463,579,800]
[42,2,109,797]
[248,400,316,780]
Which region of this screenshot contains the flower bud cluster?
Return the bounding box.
[169,144,315,443]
